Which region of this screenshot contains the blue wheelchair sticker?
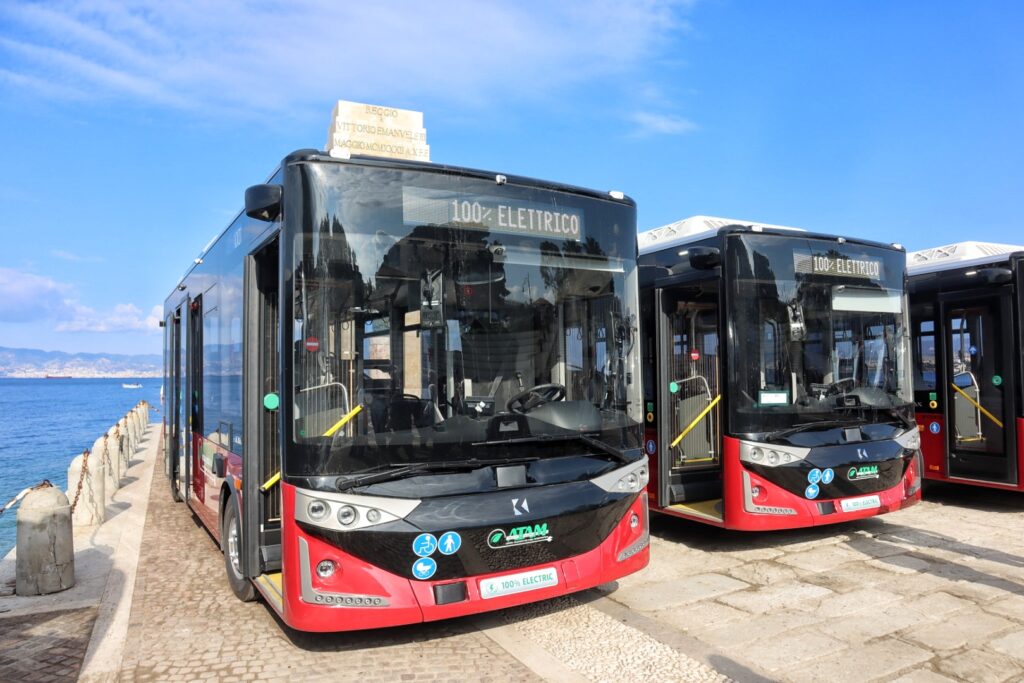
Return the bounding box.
[807,468,822,485]
[412,533,437,557]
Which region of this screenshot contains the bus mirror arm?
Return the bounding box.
[688,247,721,270]
[245,184,283,222]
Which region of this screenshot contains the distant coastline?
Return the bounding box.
[0,345,160,379]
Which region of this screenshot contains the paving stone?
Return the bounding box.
[723,561,800,587]
[890,669,960,682]
[903,609,1014,650]
[697,610,820,648]
[982,594,1024,621]
[774,544,865,572]
[612,573,749,611]
[721,628,844,672]
[866,554,935,574]
[0,607,97,682]
[717,581,833,614]
[650,600,751,634]
[936,648,1024,683]
[782,638,931,683]
[809,587,902,618]
[811,602,925,644]
[989,629,1024,662]
[897,591,974,619]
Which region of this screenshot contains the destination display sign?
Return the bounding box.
[326,100,430,162]
[402,186,584,241]
[794,252,883,279]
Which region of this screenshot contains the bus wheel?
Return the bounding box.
[222,504,257,602]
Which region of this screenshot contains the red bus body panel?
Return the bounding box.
[651,436,920,531]
[273,484,649,632]
[918,413,1024,492]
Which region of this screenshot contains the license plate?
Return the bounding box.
[840,495,881,513]
[479,567,558,600]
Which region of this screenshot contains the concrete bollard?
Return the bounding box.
[141,400,149,425]
[121,417,135,455]
[93,434,121,502]
[109,425,127,472]
[16,486,75,595]
[67,451,105,526]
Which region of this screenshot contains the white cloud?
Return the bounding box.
[56,303,163,333]
[628,111,698,137]
[0,1,695,117]
[51,250,103,262]
[0,266,158,333]
[0,267,74,322]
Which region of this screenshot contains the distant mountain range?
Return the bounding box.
[0,346,161,378]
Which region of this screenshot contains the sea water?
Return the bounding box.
[0,378,161,556]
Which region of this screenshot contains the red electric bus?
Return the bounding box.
[162,149,649,632]
[638,216,922,531]
[908,241,1024,491]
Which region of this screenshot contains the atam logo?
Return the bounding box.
[487,523,551,549]
[848,464,880,481]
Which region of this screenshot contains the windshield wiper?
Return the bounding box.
[475,433,630,463]
[764,418,867,442]
[335,457,538,492]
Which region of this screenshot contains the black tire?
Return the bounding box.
[221,503,257,602]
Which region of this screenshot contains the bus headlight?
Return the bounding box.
[337,505,358,526]
[307,499,330,521]
[366,508,381,524]
[739,441,811,467]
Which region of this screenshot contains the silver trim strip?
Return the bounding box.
[297,537,390,608]
[742,471,797,515]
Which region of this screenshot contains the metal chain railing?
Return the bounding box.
[69,448,91,514]
[0,480,54,517]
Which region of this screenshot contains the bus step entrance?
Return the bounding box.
[668,476,722,504]
[667,499,724,524]
[254,572,284,613]
[260,543,282,573]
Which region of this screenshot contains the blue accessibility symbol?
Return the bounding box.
[412,533,437,557]
[805,483,820,500]
[438,531,462,555]
[807,468,822,485]
[969,345,977,356]
[929,422,941,435]
[411,557,437,580]
[821,468,835,485]
[646,439,657,455]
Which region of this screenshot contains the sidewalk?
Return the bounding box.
[0,422,158,682]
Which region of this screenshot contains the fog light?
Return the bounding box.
[307,499,329,521]
[629,513,640,529]
[752,485,763,499]
[316,560,336,578]
[337,505,358,526]
[366,508,381,524]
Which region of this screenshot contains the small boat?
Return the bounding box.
[122,383,143,389]
[45,375,72,379]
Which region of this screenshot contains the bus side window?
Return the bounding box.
[914,319,936,391]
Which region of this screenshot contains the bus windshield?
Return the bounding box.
[286,162,641,477]
[727,233,913,435]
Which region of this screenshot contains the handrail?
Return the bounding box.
[670,394,721,449]
[950,382,1003,429]
[323,404,364,437]
[670,375,712,401]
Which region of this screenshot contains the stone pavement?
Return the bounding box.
[607,484,1024,682]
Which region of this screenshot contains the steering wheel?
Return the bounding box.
[506,383,566,414]
[823,377,857,397]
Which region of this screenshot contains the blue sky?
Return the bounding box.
[0,1,1021,355]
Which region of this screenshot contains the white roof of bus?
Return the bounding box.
[637,215,805,254]
[907,241,1024,275]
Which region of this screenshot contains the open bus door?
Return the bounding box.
[941,293,1018,485]
[655,282,724,523]
[241,235,282,605]
[188,296,205,504]
[167,307,185,502]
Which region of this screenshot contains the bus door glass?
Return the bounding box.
[189,295,205,502]
[660,291,721,471]
[942,294,1016,484]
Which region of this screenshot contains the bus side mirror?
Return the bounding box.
[688,247,721,270]
[245,184,283,222]
[975,267,1012,285]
